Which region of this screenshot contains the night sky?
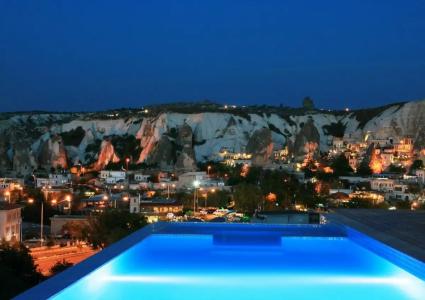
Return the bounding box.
[1,0,425,112]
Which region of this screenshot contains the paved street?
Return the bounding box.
[31,245,98,275]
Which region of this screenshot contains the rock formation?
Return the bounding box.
[246,128,273,166]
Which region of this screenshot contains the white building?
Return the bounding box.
[36,173,71,188]
[0,203,21,242]
[99,170,126,184]
[370,178,395,192]
[416,169,425,184]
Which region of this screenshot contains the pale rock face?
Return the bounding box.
[94,140,120,170]
[0,100,424,173]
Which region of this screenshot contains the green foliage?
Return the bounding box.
[331,154,354,176]
[86,209,147,249]
[356,159,373,176]
[411,160,424,171]
[0,242,44,299]
[110,134,141,159]
[50,259,73,276]
[62,221,88,240]
[386,164,406,174]
[60,126,85,146]
[322,122,346,138]
[203,190,231,208]
[346,197,374,208]
[233,183,263,214]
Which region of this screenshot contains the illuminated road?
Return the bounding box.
[31,245,98,275]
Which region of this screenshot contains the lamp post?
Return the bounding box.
[193,180,200,214]
[125,157,130,171]
[4,191,10,203]
[207,165,211,177]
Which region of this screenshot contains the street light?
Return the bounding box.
[27,197,44,247]
[207,165,212,176]
[4,191,10,203]
[125,157,130,171]
[193,180,200,213]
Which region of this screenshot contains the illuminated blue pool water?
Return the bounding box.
[17,223,425,300]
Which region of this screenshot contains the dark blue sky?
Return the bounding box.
[1,0,425,112]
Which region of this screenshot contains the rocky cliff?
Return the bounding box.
[0,100,424,176]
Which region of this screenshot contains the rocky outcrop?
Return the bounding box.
[0,99,424,174]
[38,134,68,170]
[246,128,273,166]
[175,123,197,172]
[291,118,321,161]
[0,132,11,173]
[146,135,175,169]
[93,139,120,170]
[12,139,36,176]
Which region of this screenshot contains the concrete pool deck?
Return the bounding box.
[328,209,425,262]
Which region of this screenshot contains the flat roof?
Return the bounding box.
[328,209,425,262]
[0,202,21,210]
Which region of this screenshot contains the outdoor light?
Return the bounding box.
[28,198,34,204]
[193,180,200,188]
[51,199,57,205]
[103,195,109,200]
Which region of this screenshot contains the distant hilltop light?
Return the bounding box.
[345,108,350,112]
[144,109,149,113]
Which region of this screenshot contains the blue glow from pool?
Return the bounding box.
[50,224,425,300]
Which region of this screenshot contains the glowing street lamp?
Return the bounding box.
[4,191,10,203]
[193,180,200,213]
[125,157,130,171]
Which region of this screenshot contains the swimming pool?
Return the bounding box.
[16,223,425,300]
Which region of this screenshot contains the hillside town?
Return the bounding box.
[2,124,425,243]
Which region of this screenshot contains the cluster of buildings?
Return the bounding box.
[331,133,416,173]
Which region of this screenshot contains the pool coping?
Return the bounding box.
[14,222,425,300]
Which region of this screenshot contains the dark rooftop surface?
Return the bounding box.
[328,209,425,262]
[0,202,21,210]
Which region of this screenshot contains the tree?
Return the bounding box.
[204,190,231,208]
[331,154,353,176]
[357,159,373,176]
[410,160,424,172]
[0,242,44,299]
[50,260,73,276]
[62,221,88,240]
[387,164,406,174]
[233,183,263,214]
[86,209,147,249]
[302,97,315,110]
